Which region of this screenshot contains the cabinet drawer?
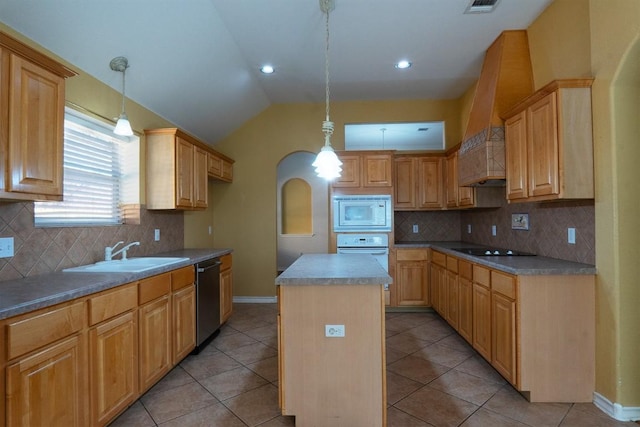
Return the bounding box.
[473,265,490,287]
[396,248,428,261]
[89,283,137,326]
[491,271,516,299]
[459,260,473,280]
[171,265,195,291]
[220,254,232,271]
[446,256,458,273]
[431,251,446,267]
[139,273,171,305]
[6,301,85,360]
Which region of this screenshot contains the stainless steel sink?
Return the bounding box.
[64,257,190,273]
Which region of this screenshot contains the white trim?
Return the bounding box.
[233,296,278,304]
[593,391,640,421]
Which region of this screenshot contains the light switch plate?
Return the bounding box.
[154,229,160,241]
[568,228,576,244]
[0,237,15,258]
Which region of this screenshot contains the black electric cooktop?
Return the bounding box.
[452,247,536,256]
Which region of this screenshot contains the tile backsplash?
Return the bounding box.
[0,202,184,282]
[395,199,595,265]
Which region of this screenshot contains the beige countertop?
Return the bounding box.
[0,248,232,320]
[275,254,392,286]
[394,241,596,275]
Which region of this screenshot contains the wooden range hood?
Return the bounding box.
[458,30,534,186]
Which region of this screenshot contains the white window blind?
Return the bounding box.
[34,109,129,227]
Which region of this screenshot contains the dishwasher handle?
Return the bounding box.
[197,260,221,273]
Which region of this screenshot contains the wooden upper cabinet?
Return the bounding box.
[208,151,234,182]
[394,155,444,210]
[332,151,392,189]
[417,156,444,209]
[503,79,594,203]
[0,32,76,201]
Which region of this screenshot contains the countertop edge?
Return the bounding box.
[394,241,597,275]
[0,248,232,320]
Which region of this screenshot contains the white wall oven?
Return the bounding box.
[333,194,392,232]
[336,233,389,289]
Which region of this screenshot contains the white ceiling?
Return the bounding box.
[0,0,553,147]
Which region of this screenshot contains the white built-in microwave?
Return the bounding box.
[333,195,392,232]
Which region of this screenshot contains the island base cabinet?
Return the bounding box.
[278,284,386,427]
[518,275,595,402]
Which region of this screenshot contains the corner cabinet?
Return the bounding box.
[504,79,594,203]
[0,31,76,201]
[145,128,234,210]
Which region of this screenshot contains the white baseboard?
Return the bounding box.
[593,392,640,421]
[232,296,277,304]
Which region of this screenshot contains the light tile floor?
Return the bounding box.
[110,303,636,427]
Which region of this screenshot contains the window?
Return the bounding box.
[34,108,139,227]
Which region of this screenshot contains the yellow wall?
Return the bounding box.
[527,0,640,408]
[212,99,461,297]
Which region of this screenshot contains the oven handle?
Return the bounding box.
[337,248,389,255]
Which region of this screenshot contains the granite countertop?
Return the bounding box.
[0,248,232,320]
[276,254,392,286]
[394,241,596,276]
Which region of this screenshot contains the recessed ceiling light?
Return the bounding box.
[395,60,412,69]
[260,65,274,74]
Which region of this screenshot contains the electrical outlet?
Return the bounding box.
[491,225,497,236]
[0,237,14,258]
[325,324,345,338]
[208,226,212,235]
[467,224,472,234]
[568,228,576,244]
[412,224,419,233]
[154,229,160,241]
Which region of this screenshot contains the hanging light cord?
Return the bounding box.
[120,66,127,115]
[321,0,334,146]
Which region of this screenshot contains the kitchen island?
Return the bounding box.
[275,254,392,427]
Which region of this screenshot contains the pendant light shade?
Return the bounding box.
[313,0,342,179]
[110,56,134,136]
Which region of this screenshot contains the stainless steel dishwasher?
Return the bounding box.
[193,257,221,353]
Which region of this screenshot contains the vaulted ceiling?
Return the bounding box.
[0,0,553,145]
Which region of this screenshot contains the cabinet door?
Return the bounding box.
[173,285,196,363]
[194,146,208,208]
[458,186,475,207]
[445,269,459,329]
[527,92,559,198]
[220,267,234,324]
[505,110,529,200]
[396,260,429,306]
[436,264,448,318]
[8,54,64,197]
[472,283,491,360]
[445,153,458,208]
[394,157,416,209]
[417,157,444,209]
[363,153,392,187]
[6,335,87,427]
[332,154,360,187]
[90,312,137,426]
[175,137,195,208]
[458,276,473,344]
[139,295,172,392]
[430,262,441,313]
[492,292,517,385]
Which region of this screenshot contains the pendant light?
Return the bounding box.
[110,56,134,136]
[312,0,342,179]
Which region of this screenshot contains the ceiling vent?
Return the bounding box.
[465,0,500,14]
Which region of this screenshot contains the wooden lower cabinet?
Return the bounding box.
[138,294,172,393]
[172,285,196,363]
[445,268,459,329]
[6,334,88,427]
[90,312,138,426]
[458,275,473,344]
[472,266,492,361]
[395,249,429,306]
[220,254,233,324]
[491,292,516,384]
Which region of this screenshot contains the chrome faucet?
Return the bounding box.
[105,241,140,261]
